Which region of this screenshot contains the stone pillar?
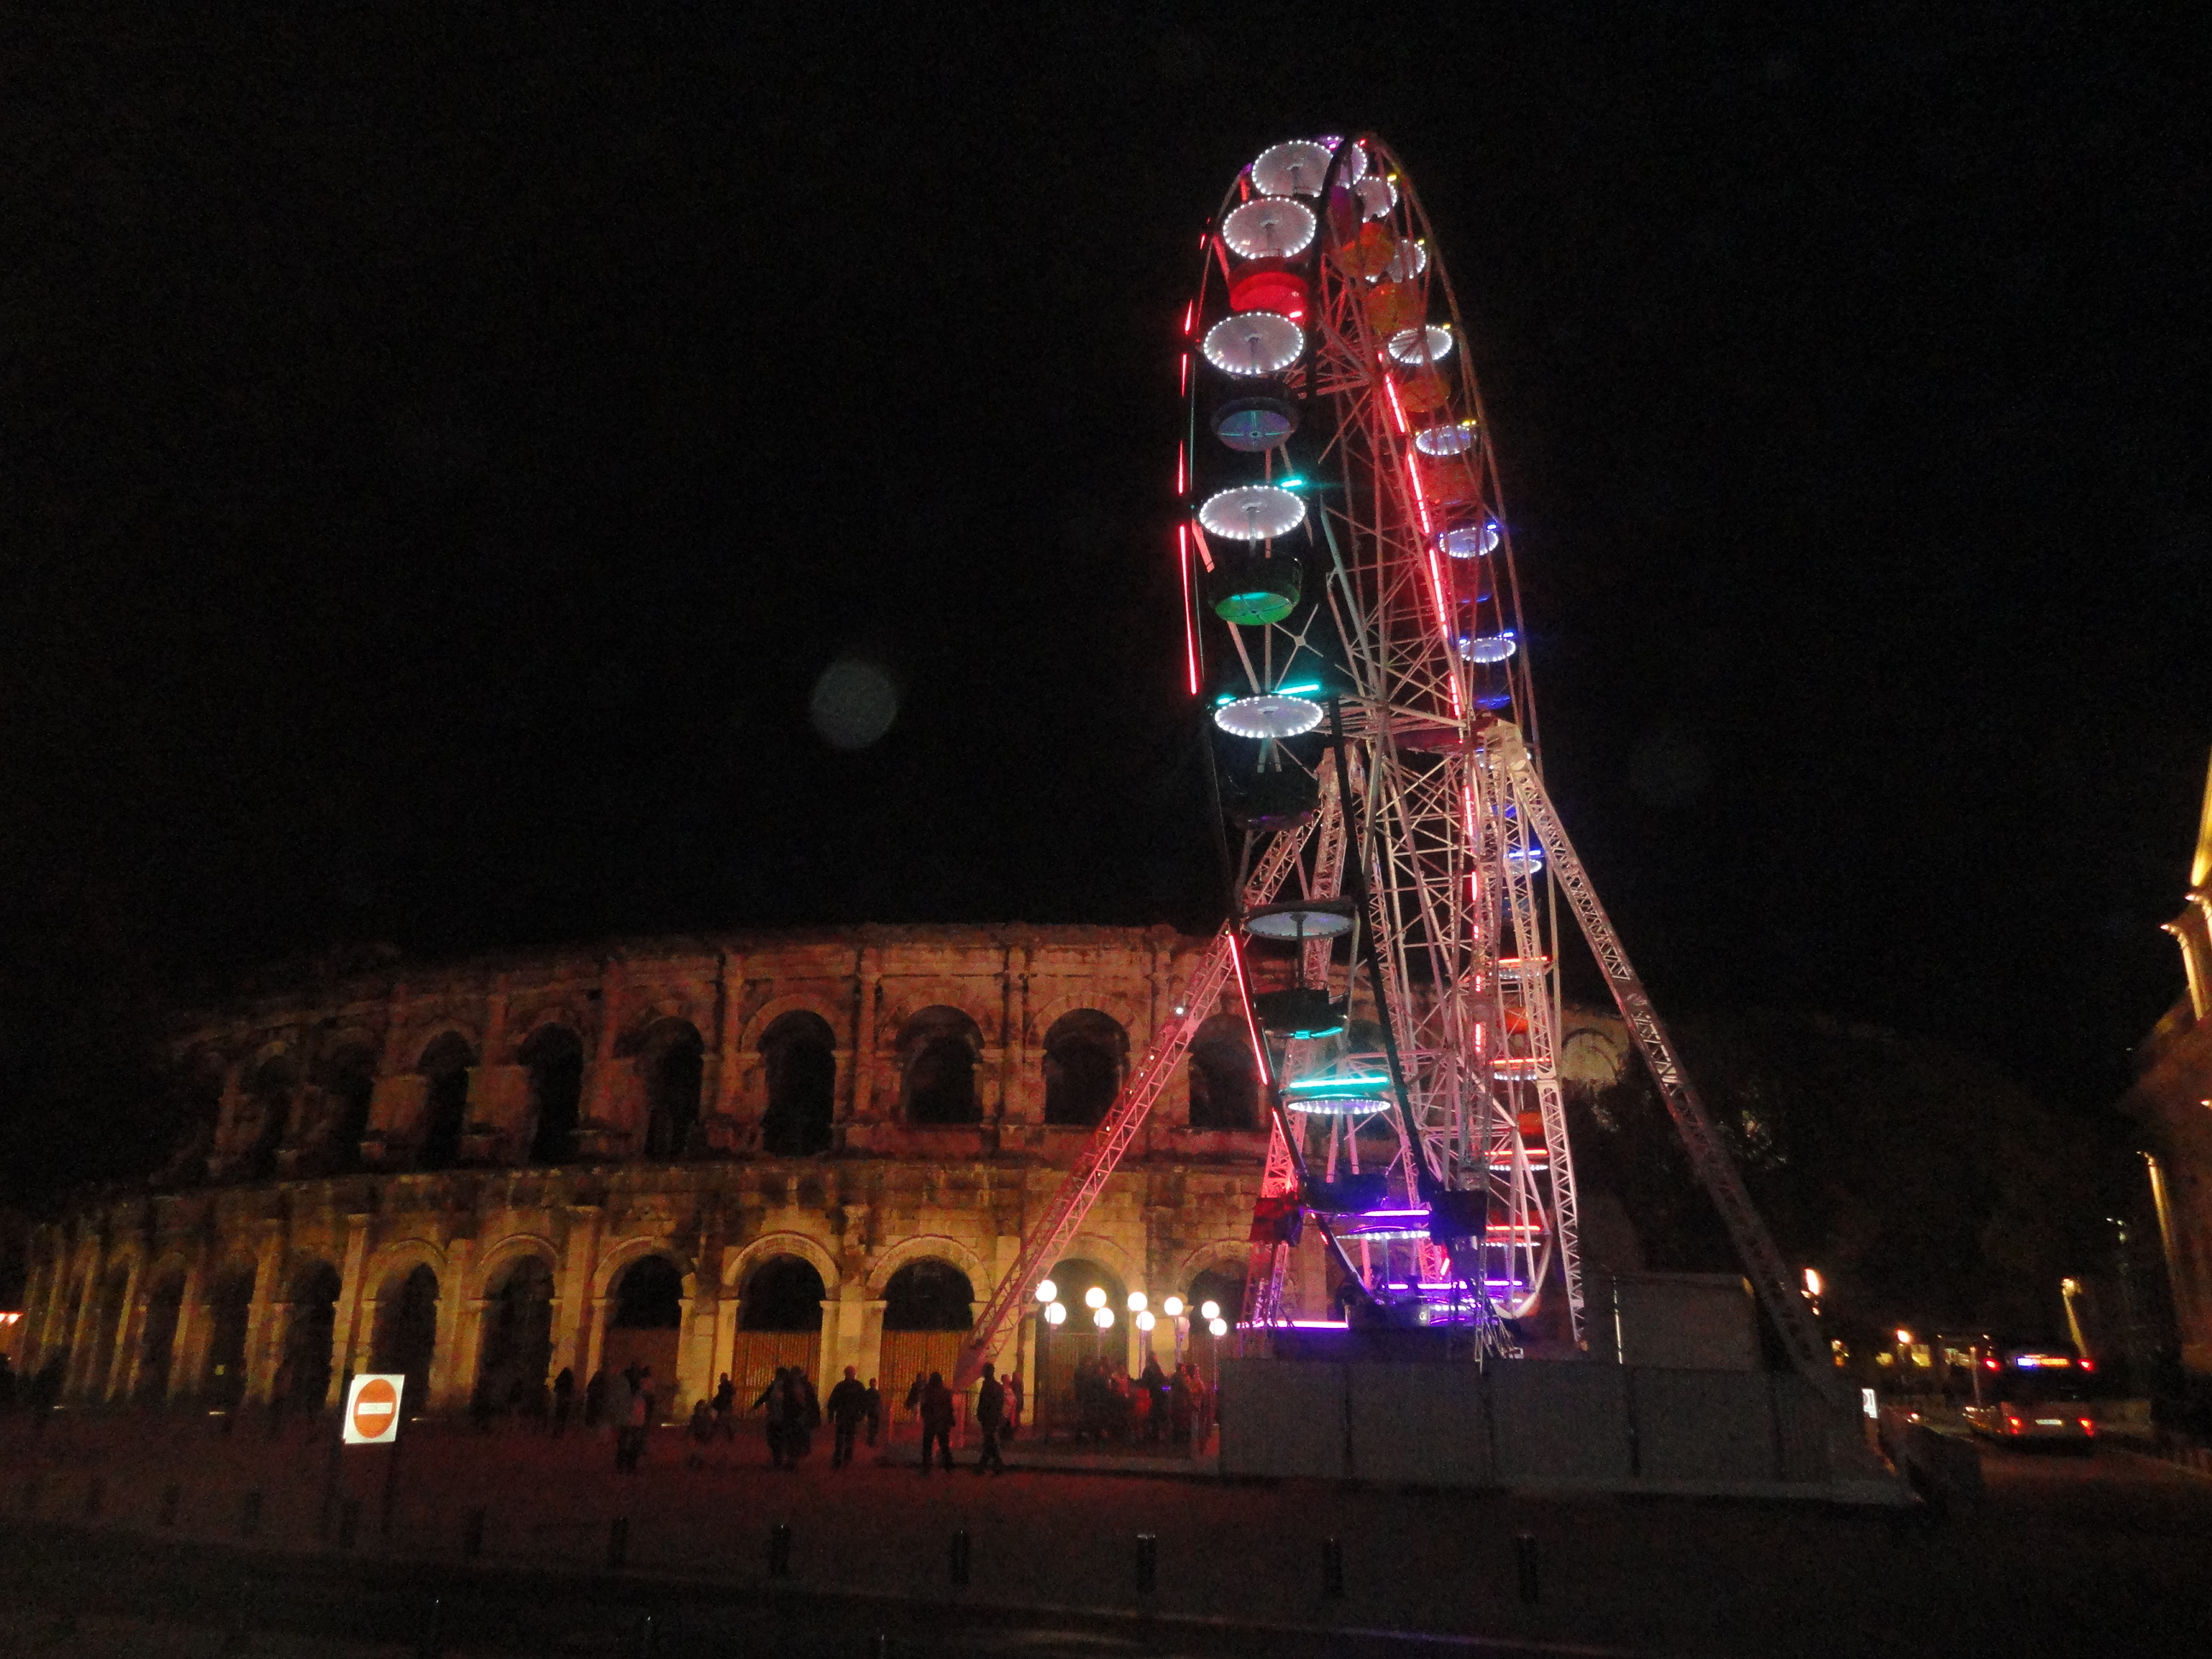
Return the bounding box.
[850,948,882,1127]
[712,1284,740,1392]
[854,1299,888,1388]
[166,1244,211,1404]
[677,1289,715,1412]
[102,1252,147,1403]
[327,1212,371,1406]
[584,1295,611,1381]
[62,1243,102,1398]
[242,1222,288,1405]
[429,1237,474,1410]
[454,1298,491,1405]
[19,1236,57,1372]
[1002,945,1033,1127]
[555,1206,602,1379]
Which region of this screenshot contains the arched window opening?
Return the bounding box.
[137,1274,186,1403]
[417,1033,476,1172]
[1187,1014,1259,1131]
[882,1259,975,1330]
[1186,1262,1249,1369]
[317,1045,376,1172]
[370,1263,439,1410]
[899,1006,983,1126]
[475,1256,555,1413]
[740,1255,826,1331]
[638,1020,705,1161]
[760,1010,836,1156]
[1043,1010,1128,1127]
[244,1057,297,1180]
[521,1024,585,1165]
[282,1263,341,1411]
[205,1267,257,1407]
[612,1255,685,1330]
[1033,1257,1126,1429]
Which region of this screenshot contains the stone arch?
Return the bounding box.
[881,985,998,1048]
[364,1237,448,1299]
[416,1031,477,1172]
[202,1260,259,1406]
[882,1258,975,1330]
[1187,1012,1260,1130]
[591,1236,700,1305]
[896,1005,984,1125]
[1026,987,1147,1048]
[313,1040,377,1169]
[471,1233,560,1301]
[866,1234,990,1297]
[739,992,847,1052]
[518,1022,585,1165]
[84,1260,135,1400]
[633,1016,705,1160]
[136,1262,189,1402]
[369,1261,440,1407]
[759,1009,836,1155]
[475,1253,556,1410]
[1041,1008,1129,1127]
[280,1260,342,1410]
[738,1254,828,1331]
[721,1231,840,1298]
[243,1052,299,1179]
[1062,1231,1142,1292]
[1172,1238,1254,1289]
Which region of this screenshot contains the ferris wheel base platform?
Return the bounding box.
[1216,1357,1906,1506]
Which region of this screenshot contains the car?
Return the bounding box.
[1961,1348,2099,1452]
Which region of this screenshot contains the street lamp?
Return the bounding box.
[1044,1301,1067,1326]
[1136,1310,1156,1332]
[1085,1286,1108,1311]
[1127,1291,1148,1313]
[1208,1317,1229,1338]
[1200,1300,1221,1323]
[1036,1279,1057,1303]
[1161,1295,1184,1318]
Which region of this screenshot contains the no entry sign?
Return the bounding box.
[343,1373,406,1444]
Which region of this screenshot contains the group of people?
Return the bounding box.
[1068,1354,1212,1449]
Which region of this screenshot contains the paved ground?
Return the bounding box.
[2,1411,2207,1656]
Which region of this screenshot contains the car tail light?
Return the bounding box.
[2079,1418,2096,1435]
[2005,1416,2023,1434]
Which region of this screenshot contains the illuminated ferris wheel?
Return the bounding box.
[1180,136,1576,1338]
[956,137,1830,1390]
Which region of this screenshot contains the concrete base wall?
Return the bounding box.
[1220,1357,1903,1504]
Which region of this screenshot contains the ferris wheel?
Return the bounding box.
[956,137,1831,1390]
[1179,135,1573,1340]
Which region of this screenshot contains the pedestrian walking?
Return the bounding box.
[1169,1364,1194,1450]
[1004,1371,1022,1440]
[918,1371,955,1475]
[863,1377,882,1447]
[788,1365,821,1463]
[686,1399,714,1469]
[974,1362,1006,1475]
[754,1365,791,1469]
[713,1372,736,1440]
[604,1365,632,1446]
[584,1366,608,1430]
[904,1371,927,1437]
[620,1368,655,1473]
[826,1365,868,1468]
[552,1366,575,1437]
[1139,1357,1167,1445]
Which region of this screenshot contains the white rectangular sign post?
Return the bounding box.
[344,1372,406,1445]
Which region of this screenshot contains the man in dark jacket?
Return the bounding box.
[863,1377,883,1447]
[918,1371,955,1475]
[974,1362,1006,1475]
[825,1365,870,1468]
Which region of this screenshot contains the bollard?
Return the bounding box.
[160,1483,181,1528]
[241,1489,264,1538]
[637,1613,657,1659]
[1322,1535,1345,1599]
[416,1595,442,1659]
[337,1499,361,1551]
[768,1522,794,1579]
[608,1516,630,1571]
[83,1477,103,1521]
[1135,1533,1157,1595]
[950,1528,970,1586]
[1514,1533,1539,1604]
[462,1507,486,1562]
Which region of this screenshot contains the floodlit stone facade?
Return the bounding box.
[18,927,1295,1420]
[2122,757,2212,1382]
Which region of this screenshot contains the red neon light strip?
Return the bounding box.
[1180,352,1190,395]
[1182,300,1195,336]
[1179,523,1201,696]
[1382,375,1410,435]
[1225,932,1280,1094]
[1177,441,1186,497]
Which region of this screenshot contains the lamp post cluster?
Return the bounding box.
[1033,1278,1231,1366]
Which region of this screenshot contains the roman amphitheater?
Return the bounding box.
[15,925,1631,1423]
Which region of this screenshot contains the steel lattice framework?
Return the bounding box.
[958,135,1829,1394]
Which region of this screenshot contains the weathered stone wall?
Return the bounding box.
[18,927,1277,1417]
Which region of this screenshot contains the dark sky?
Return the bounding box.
[4,3,2206,1198]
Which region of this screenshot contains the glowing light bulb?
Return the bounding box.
[1094,1307,1115,1330]
[1136,1311,1156,1332]
[1200,1301,1221,1323]
[1085,1286,1107,1311]
[1208,1317,1230,1338]
[1127,1292,1148,1313]
[1035,1279,1057,1304]
[1044,1301,1067,1325]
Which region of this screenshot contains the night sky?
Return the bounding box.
[4,5,2206,1202]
